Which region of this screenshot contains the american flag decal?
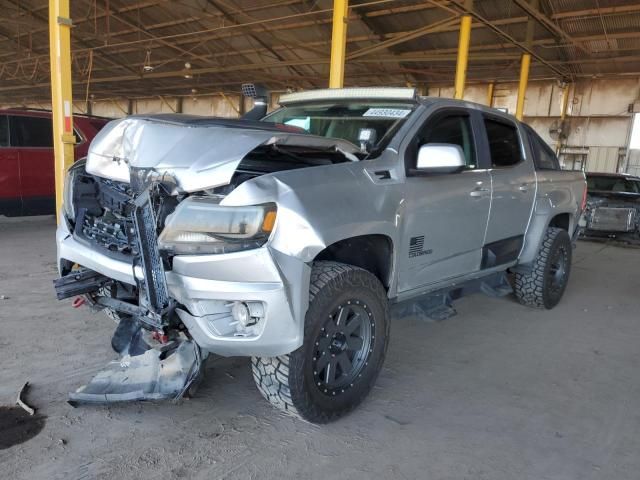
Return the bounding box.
[409,235,425,257]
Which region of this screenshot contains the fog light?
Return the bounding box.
[232,302,251,327]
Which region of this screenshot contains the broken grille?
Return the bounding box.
[132,188,170,316]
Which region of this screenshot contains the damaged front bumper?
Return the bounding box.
[68,339,202,405]
[56,219,310,357]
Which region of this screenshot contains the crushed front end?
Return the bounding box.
[55,165,205,403]
[53,116,328,404]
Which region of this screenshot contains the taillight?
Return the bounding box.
[580,182,588,212]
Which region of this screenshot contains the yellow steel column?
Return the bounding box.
[49,0,75,223]
[453,0,473,100]
[515,0,537,121]
[515,54,531,120]
[486,81,495,107]
[329,0,349,88]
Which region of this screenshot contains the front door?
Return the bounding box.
[398,110,491,293]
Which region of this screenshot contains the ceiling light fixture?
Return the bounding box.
[143,50,154,72]
[183,61,192,79]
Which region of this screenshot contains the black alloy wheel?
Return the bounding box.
[312,301,375,396]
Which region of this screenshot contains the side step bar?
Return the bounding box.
[392,271,513,321]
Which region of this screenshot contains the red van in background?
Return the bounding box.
[0,109,109,216]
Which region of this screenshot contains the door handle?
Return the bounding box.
[518,184,529,192]
[469,187,490,198]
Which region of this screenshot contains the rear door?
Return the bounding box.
[397,108,492,292]
[0,115,22,216]
[480,115,536,267]
[10,115,56,215]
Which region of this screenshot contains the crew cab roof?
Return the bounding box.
[275,87,519,124]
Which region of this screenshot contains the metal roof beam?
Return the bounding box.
[347,16,459,60]
[1,1,638,55]
[446,0,571,78]
[204,0,321,88]
[8,1,142,78]
[512,0,590,55]
[550,4,640,20]
[87,1,216,65]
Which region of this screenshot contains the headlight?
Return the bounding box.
[158,197,277,255]
[63,159,86,221]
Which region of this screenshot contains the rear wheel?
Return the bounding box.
[252,261,390,423]
[514,227,572,309]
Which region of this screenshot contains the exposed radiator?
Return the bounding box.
[589,207,636,232]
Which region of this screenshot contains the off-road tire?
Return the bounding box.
[252,261,390,423]
[514,227,572,309]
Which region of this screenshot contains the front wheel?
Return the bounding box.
[514,227,572,309]
[252,261,390,423]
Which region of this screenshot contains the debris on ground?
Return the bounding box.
[0,383,45,450]
[17,382,36,416]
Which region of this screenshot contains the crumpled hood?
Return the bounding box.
[86,115,359,193]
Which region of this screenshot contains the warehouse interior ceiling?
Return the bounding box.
[1,0,640,104]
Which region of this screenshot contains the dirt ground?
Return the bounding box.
[1,215,639,480]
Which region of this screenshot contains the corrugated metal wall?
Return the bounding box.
[627,150,640,176]
[585,147,623,173]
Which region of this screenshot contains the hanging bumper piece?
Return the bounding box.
[68,338,202,405]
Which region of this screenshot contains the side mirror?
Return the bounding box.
[415,143,466,174]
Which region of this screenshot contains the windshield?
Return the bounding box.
[587,176,640,193]
[261,101,417,154]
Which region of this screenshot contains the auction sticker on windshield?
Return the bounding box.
[363,108,412,118]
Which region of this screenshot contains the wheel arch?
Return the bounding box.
[518,209,576,265]
[548,212,571,231]
[313,234,394,290]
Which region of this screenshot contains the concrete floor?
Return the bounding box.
[1,216,639,480]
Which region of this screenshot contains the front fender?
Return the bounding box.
[222,162,404,263]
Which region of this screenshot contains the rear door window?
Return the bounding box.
[484,118,522,168]
[9,115,54,148]
[0,116,8,147]
[533,138,559,170]
[525,125,560,170]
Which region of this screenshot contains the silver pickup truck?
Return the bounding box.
[55,88,586,423]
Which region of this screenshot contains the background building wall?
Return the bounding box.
[3,77,640,174]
